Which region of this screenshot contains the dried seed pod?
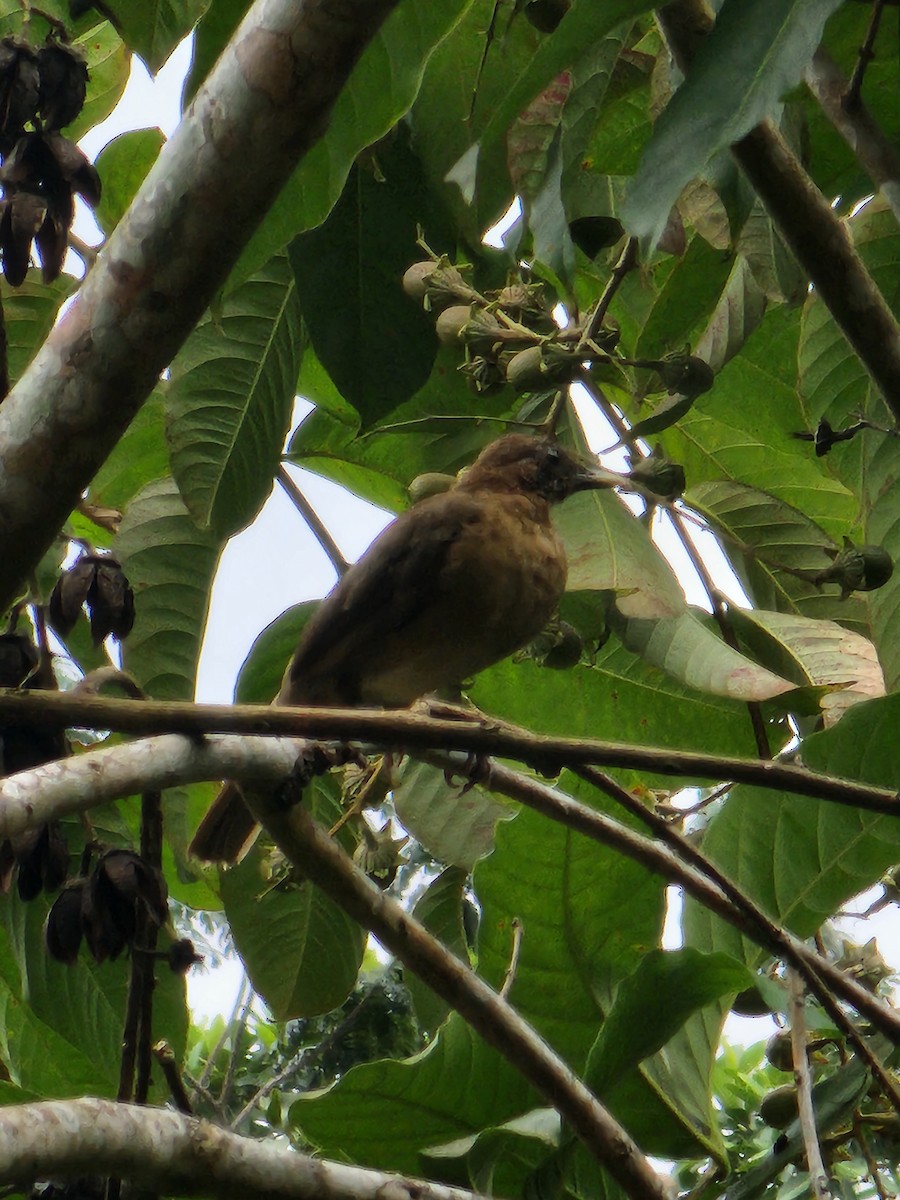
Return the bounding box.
[37,41,88,131]
[49,554,135,644]
[82,849,168,964]
[654,351,714,399]
[0,38,39,139]
[168,937,203,974]
[45,879,87,964]
[460,353,506,395]
[569,215,625,259]
[0,632,38,687]
[11,821,69,900]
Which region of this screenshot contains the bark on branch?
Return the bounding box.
[0,0,399,608]
[0,1097,498,1200]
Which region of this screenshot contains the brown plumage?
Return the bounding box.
[189,434,610,862]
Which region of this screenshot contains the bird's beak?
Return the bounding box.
[570,460,621,492]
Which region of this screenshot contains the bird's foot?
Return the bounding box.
[442,749,492,793]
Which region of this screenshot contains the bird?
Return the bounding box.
[189,433,612,862]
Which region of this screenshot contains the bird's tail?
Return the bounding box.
[189,781,259,863]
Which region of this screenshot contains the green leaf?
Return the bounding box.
[392,761,513,871]
[408,867,470,1037]
[634,235,734,362]
[101,0,208,73]
[95,128,165,236]
[69,19,131,141]
[622,0,845,243]
[166,253,304,539]
[586,948,750,1095]
[231,0,473,286]
[114,478,220,700]
[291,1015,538,1175]
[729,607,885,724]
[555,490,686,619]
[2,273,77,388]
[472,647,760,768]
[89,388,170,511]
[686,691,900,969]
[685,479,862,625]
[612,607,795,702]
[234,603,319,705]
[220,792,366,1020]
[475,803,662,1066]
[0,890,186,1101]
[288,133,442,430]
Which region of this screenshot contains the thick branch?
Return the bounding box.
[0,0,399,608]
[0,1097,495,1200]
[0,690,896,816]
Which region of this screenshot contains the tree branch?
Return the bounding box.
[0,690,895,817]
[0,0,399,608]
[0,1097,498,1200]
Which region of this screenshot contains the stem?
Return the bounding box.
[788,970,832,1200]
[277,465,349,577]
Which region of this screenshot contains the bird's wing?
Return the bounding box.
[280,491,482,705]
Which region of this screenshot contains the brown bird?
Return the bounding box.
[189,433,611,862]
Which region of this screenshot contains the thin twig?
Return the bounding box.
[277,465,349,576]
[844,0,887,112]
[196,972,251,1096]
[499,918,523,999]
[789,969,833,1200]
[578,236,639,351]
[219,986,255,1111]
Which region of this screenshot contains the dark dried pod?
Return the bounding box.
[83,849,168,963]
[90,559,135,641]
[45,133,101,207]
[50,554,135,644]
[0,189,46,286]
[0,633,38,687]
[46,879,87,964]
[460,353,506,396]
[37,42,88,132]
[49,556,96,635]
[11,821,69,899]
[0,38,40,137]
[168,937,203,974]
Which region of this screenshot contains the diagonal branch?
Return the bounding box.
[0,0,399,609]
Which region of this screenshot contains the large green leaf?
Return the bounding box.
[0,889,186,1101]
[95,128,165,237]
[612,608,795,703]
[292,1015,538,1175]
[288,132,444,430]
[101,0,208,73]
[220,783,366,1020]
[622,0,845,243]
[231,0,473,286]
[69,19,131,140]
[166,253,304,539]
[89,388,170,512]
[114,478,220,700]
[2,273,77,388]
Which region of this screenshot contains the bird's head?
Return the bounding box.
[458,434,614,503]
